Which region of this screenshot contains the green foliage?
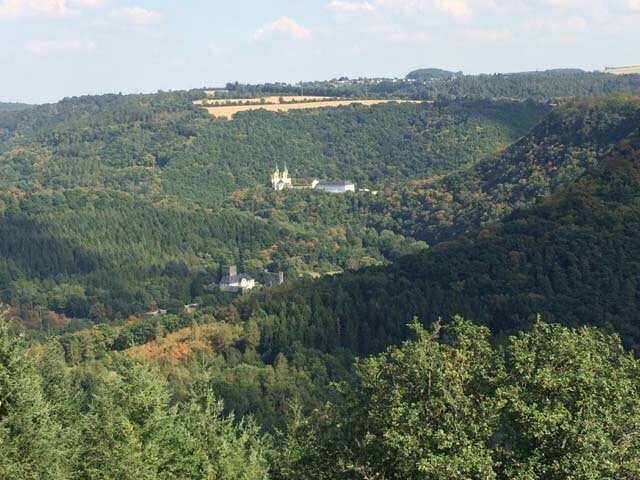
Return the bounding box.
[334,318,498,479]
[0,92,544,200]
[0,90,550,322]
[0,314,271,479]
[7,308,640,479]
[0,319,70,479]
[274,318,640,479]
[163,99,546,204]
[406,68,462,81]
[363,95,640,244]
[234,129,640,357]
[0,91,205,193]
[239,70,640,102]
[0,102,32,113]
[0,189,281,318]
[496,322,640,479]
[176,386,270,479]
[3,78,640,479]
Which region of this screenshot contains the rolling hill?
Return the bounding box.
[0,102,32,112]
[367,95,640,244]
[234,128,640,358]
[0,92,548,320]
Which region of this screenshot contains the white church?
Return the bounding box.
[270,165,355,194]
[270,164,293,191]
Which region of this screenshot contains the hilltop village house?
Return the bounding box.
[219,265,255,294]
[213,265,285,294]
[271,165,355,193]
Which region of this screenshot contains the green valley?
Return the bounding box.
[3,67,640,479]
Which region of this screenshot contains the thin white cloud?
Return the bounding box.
[254,17,311,40]
[0,0,67,19]
[0,0,106,20]
[627,0,640,10]
[434,0,471,17]
[375,0,471,18]
[73,0,108,5]
[110,7,161,25]
[328,1,375,13]
[541,0,580,5]
[25,38,95,54]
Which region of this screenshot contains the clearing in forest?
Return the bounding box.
[196,96,422,119]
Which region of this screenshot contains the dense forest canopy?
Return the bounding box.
[0,102,32,112]
[3,313,640,479]
[0,90,551,321]
[233,129,640,358]
[233,70,640,102]
[405,68,463,81]
[2,73,640,478]
[0,95,547,199]
[1,85,639,336]
[1,88,639,328]
[275,318,640,479]
[362,95,640,244]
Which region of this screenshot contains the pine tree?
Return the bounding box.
[0,318,69,479]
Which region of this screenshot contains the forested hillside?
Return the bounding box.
[0,102,32,112]
[3,312,640,478]
[0,92,548,322]
[0,95,547,201]
[0,91,206,193]
[245,70,640,102]
[364,95,640,243]
[7,124,640,445]
[163,99,545,204]
[3,92,639,326]
[3,89,640,333]
[231,96,640,248]
[234,129,640,357]
[405,68,461,80]
[0,190,283,318]
[3,79,640,478]
[0,187,433,320]
[74,123,640,429]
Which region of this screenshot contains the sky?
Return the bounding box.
[2,0,640,103]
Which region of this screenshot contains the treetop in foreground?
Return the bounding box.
[275,318,640,479]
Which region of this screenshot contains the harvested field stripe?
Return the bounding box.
[200,99,423,119]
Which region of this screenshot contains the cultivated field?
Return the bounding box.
[198,98,422,119]
[604,65,640,75]
[194,95,333,106]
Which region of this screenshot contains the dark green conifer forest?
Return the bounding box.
[2,70,640,478]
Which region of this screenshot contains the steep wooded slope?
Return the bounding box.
[237,129,640,356]
[367,96,640,244]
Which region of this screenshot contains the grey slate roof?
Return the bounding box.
[315,180,354,187]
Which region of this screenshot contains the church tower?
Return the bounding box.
[281,163,291,188]
[271,164,281,190]
[271,163,292,190]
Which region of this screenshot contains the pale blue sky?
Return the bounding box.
[2,0,639,103]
